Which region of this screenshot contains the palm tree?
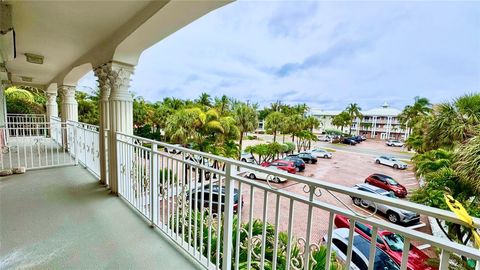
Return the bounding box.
[426,93,480,150]
[345,103,362,135]
[398,96,431,136]
[332,111,350,133]
[214,94,230,116]
[195,92,213,108]
[454,135,480,193]
[265,111,285,142]
[234,103,258,159]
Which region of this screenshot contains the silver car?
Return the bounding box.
[386,140,404,147]
[351,183,420,224]
[323,228,400,270]
[375,155,407,169]
[308,148,333,159]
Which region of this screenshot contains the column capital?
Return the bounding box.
[94,61,134,101]
[58,85,76,98]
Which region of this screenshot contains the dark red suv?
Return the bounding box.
[260,160,296,174]
[365,173,407,198]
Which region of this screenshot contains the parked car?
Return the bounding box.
[288,152,317,164]
[317,134,332,142]
[386,140,404,147]
[365,173,407,198]
[351,183,420,224]
[351,136,364,143]
[244,166,287,183]
[360,135,367,141]
[342,138,357,145]
[260,160,297,174]
[240,152,255,163]
[184,154,212,181]
[308,148,333,159]
[323,228,400,270]
[375,155,407,170]
[334,215,437,270]
[165,144,182,154]
[186,184,242,213]
[281,156,306,171]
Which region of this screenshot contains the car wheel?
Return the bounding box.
[324,155,328,158]
[387,212,400,224]
[375,160,380,164]
[273,177,281,183]
[393,164,398,169]
[249,173,256,179]
[241,158,247,162]
[308,160,313,164]
[353,197,362,206]
[296,167,300,172]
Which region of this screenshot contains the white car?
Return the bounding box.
[240,152,255,163]
[375,155,407,170]
[308,148,333,159]
[244,166,287,183]
[386,140,404,147]
[317,135,332,142]
[323,228,400,270]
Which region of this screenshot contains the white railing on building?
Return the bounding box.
[115,132,480,270]
[1,115,103,181]
[1,118,74,170]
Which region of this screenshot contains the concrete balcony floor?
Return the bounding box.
[0,166,200,269]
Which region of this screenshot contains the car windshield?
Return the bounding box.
[352,236,400,270]
[382,233,409,252]
[385,177,398,185]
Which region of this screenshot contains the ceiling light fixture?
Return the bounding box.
[24,53,44,64]
[21,76,32,82]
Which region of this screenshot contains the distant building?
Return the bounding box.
[311,103,409,140]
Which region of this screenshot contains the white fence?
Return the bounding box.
[1,115,102,180]
[115,132,480,270]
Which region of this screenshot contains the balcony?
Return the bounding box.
[1,115,479,270]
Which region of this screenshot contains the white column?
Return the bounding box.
[46,92,58,120]
[59,85,78,123]
[93,65,111,186]
[102,61,134,194]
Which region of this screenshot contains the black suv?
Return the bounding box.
[282,156,306,171]
[186,184,242,213]
[289,153,317,164]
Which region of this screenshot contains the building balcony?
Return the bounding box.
[0,166,200,269]
[1,115,479,270]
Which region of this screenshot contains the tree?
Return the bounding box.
[5,87,45,114]
[264,112,285,142]
[234,103,258,159]
[76,91,99,125]
[214,94,231,116]
[195,92,213,108]
[345,103,362,135]
[331,111,350,133]
[454,135,480,194]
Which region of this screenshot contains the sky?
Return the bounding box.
[78,0,480,111]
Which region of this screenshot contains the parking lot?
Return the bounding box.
[238,138,431,246]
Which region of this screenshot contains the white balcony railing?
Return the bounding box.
[1,115,103,180]
[115,132,480,270]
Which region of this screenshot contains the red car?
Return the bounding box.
[365,173,408,198]
[260,160,296,174]
[334,215,437,270]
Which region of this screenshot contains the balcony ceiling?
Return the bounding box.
[1,0,230,89]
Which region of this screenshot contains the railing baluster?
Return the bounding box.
[400,238,411,270]
[439,250,450,270]
[345,219,356,269]
[246,185,255,270]
[234,181,243,270]
[260,190,268,270]
[285,199,294,270]
[272,194,281,270]
[324,212,334,270]
[367,226,378,270]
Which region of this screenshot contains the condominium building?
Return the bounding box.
[311,103,410,140]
